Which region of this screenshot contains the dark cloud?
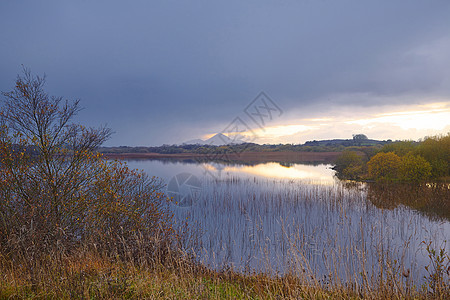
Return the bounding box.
[1,0,449,145]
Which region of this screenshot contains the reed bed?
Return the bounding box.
[1,176,449,299]
[171,176,449,299]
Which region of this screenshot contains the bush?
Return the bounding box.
[333,150,366,180]
[367,152,401,181]
[380,140,418,156]
[0,69,174,263]
[399,153,432,182]
[416,134,450,178]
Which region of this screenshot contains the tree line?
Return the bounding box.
[99,138,390,155]
[334,135,450,182]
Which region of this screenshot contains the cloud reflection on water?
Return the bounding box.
[203,162,336,184]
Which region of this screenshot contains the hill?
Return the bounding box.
[99,138,391,155]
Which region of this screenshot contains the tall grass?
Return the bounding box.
[170,176,449,298]
[1,175,449,298]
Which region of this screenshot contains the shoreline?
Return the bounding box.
[102,151,342,163]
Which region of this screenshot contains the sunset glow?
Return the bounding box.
[222,102,450,144]
[346,103,450,131]
[201,162,336,184]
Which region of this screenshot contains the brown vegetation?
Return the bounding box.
[0,69,176,296]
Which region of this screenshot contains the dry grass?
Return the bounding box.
[1,176,448,299]
[1,232,448,299]
[0,252,386,299]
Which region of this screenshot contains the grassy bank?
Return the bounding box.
[1,248,449,299]
[0,253,340,299]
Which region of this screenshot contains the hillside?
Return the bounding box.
[99,138,391,155]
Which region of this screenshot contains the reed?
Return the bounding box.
[2,177,448,299]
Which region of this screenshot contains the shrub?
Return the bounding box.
[380,140,418,156]
[333,150,366,180]
[367,152,401,181]
[0,69,173,263]
[399,153,432,182]
[416,133,450,178]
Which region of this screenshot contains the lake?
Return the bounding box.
[125,159,449,286]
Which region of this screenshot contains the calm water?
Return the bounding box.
[126,159,449,284]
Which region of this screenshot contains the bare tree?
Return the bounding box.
[0,69,174,284]
[0,68,112,245]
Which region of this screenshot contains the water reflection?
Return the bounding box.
[367,183,450,221]
[202,162,336,184]
[125,159,335,184]
[123,158,449,285]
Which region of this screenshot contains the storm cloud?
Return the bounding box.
[1,0,449,145]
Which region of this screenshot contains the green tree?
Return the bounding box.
[367,152,401,181]
[399,153,432,182]
[352,134,368,141]
[380,140,417,156]
[416,133,450,178]
[334,150,365,180]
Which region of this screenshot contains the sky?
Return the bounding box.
[1,0,449,146]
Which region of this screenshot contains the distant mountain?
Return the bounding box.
[183,133,245,146]
[205,133,232,145]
